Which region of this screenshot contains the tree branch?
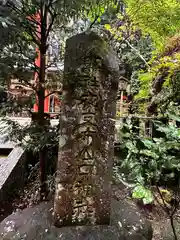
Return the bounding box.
[12,69,37,92]
[45,6,57,41]
[124,39,150,68]
[44,90,62,99]
[88,15,99,30]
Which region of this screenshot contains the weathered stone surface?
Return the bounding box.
[0,199,152,240]
[0,142,25,201]
[162,219,180,240]
[54,31,120,226]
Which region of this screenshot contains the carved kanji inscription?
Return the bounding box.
[54,32,119,227]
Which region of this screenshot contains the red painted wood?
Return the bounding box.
[44,90,50,112]
[30,12,60,114]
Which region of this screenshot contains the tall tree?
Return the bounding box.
[0,0,117,198]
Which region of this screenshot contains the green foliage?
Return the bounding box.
[135,72,155,99]
[102,0,180,115]
[118,115,180,188]
[135,53,180,112]
[125,0,180,50]
[103,11,153,96]
[0,117,59,153]
[132,185,154,204]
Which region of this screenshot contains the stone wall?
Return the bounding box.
[0,144,25,202]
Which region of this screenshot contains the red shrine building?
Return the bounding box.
[8,12,128,118]
[31,12,62,115]
[8,11,62,117]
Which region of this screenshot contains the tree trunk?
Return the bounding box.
[37,83,48,198]
[38,3,48,199]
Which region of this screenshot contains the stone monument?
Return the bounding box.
[54,32,119,227]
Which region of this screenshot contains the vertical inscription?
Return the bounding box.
[54,32,119,227]
[72,57,98,224]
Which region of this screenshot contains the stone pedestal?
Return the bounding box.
[54,32,119,227]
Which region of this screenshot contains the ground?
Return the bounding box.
[0,175,179,239]
[0,195,152,240]
[114,184,180,240]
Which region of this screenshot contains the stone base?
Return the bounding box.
[0,144,25,202]
[0,199,152,240]
[162,219,180,240]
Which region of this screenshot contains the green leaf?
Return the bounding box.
[168,114,180,122]
[140,149,159,159]
[104,23,111,31]
[141,139,155,149]
[132,185,154,204]
[132,185,146,199]
[143,190,154,204]
[125,141,138,153]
